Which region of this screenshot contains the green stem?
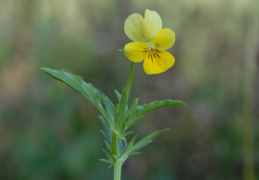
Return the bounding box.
[116,62,135,130]
[114,161,122,180]
[112,132,120,180]
[126,62,135,101]
[113,62,134,180]
[112,132,118,155]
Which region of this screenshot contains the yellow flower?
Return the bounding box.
[124,9,175,75]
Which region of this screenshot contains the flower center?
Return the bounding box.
[148,41,155,51]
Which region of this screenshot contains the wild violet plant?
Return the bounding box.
[41,9,186,180]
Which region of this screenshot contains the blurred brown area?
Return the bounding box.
[0,0,258,179]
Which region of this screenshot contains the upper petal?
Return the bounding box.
[143,9,163,41]
[143,49,175,74]
[124,13,147,42]
[151,28,175,50]
[124,42,148,62]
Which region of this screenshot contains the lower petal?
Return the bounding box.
[143,49,175,74]
[124,42,148,62]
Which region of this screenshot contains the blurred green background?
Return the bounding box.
[0,0,258,179]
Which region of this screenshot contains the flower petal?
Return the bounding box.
[143,9,163,41]
[124,42,148,62]
[151,28,175,50]
[124,13,147,42]
[143,49,175,74]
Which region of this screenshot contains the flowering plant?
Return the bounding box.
[41,9,185,180]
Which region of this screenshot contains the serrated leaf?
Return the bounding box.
[99,116,111,134]
[40,68,115,127]
[136,100,186,116]
[124,98,139,128]
[41,68,95,102]
[99,94,115,124]
[118,129,169,163]
[133,129,169,150]
[107,98,116,114]
[128,98,139,113]
[118,135,137,161]
[130,100,186,125]
[101,149,115,168]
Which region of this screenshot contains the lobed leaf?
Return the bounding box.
[118,129,169,164]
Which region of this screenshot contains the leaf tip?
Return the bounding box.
[40,67,48,72]
[162,128,170,132]
[176,101,187,106]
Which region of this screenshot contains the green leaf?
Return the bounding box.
[118,129,169,163]
[117,135,137,163]
[135,140,152,150]
[116,88,128,129]
[133,129,169,150]
[99,158,112,164]
[118,49,124,52]
[40,68,115,127]
[129,100,186,125]
[99,95,115,124]
[124,98,139,128]
[117,140,124,155]
[99,116,111,135]
[100,148,114,168]
[100,130,112,143]
[128,134,138,147]
[114,90,121,103]
[129,151,141,156]
[122,131,134,136]
[105,140,112,152]
[118,88,128,113]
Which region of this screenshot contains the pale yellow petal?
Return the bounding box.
[143,9,163,41]
[124,13,147,42]
[143,49,175,74]
[151,28,175,50]
[124,42,148,62]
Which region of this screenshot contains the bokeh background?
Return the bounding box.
[0,0,258,179]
